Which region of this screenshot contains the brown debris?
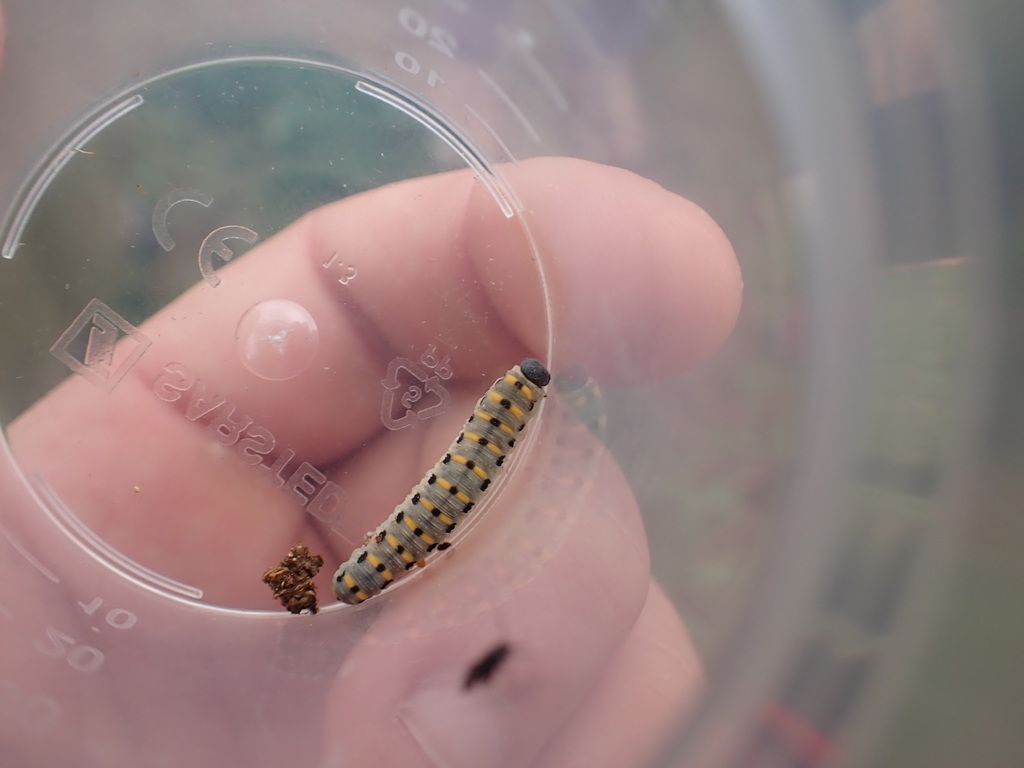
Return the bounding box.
[262,543,324,615]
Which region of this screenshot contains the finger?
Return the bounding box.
[318,444,651,768]
[533,580,703,768]
[130,168,541,464]
[472,158,742,384]
[133,157,739,457]
[18,158,739,470]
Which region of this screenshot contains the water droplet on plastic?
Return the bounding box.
[235,299,319,381]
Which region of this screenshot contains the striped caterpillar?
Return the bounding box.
[332,358,551,604]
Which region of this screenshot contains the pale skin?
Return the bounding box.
[0,7,743,766]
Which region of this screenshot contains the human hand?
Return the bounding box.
[3,154,738,767]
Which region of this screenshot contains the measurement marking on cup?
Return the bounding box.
[34,627,105,673]
[511,29,569,113]
[476,69,541,143]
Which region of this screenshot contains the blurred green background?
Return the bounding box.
[871,1,1024,765]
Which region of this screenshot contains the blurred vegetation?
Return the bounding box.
[871,0,1024,765]
[0,61,451,420]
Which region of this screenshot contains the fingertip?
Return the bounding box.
[533,580,704,768]
[478,157,743,384]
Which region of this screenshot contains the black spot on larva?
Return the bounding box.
[465,460,476,470]
[448,484,460,495]
[427,475,437,485]
[499,397,511,409]
[431,507,442,517]
[375,562,386,573]
[349,585,360,595]
[404,562,416,570]
[442,454,452,465]
[508,438,517,447]
[480,479,491,491]
[335,572,345,582]
[414,526,424,536]
[477,436,490,446]
[396,510,405,523]
[445,523,456,532]
[520,358,551,387]
[356,551,368,564]
[489,417,501,427]
[411,493,420,505]
[375,530,386,544]
[496,456,506,467]
[426,543,437,552]
[395,544,405,554]
[463,502,475,513]
[381,579,393,589]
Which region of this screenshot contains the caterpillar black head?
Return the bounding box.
[519,358,551,388]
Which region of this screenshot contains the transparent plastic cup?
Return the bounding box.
[0,2,1002,767]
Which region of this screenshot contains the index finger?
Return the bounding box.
[130,157,741,460]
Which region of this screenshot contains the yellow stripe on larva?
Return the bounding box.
[453,454,490,481]
[343,570,368,600]
[436,475,472,504]
[419,497,436,513]
[488,389,526,419]
[366,553,394,581]
[404,514,436,544]
[386,534,416,563]
[464,432,503,455]
[476,410,516,436]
